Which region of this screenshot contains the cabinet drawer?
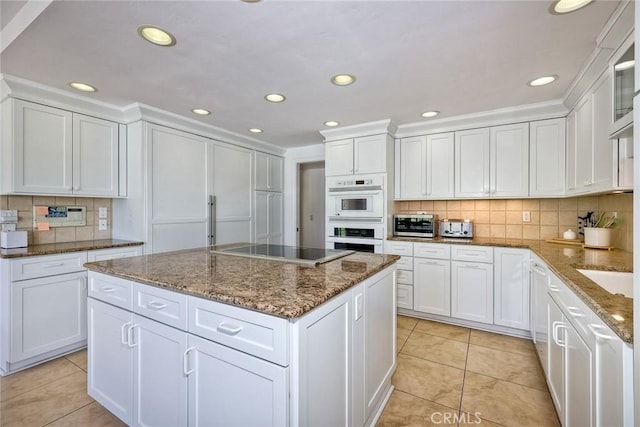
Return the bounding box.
[451,245,493,263]
[397,284,414,310]
[385,241,413,256]
[396,256,413,271]
[397,270,414,285]
[88,272,133,310]
[11,252,88,281]
[414,243,450,260]
[134,283,188,330]
[189,297,289,366]
[548,274,593,339]
[87,246,143,262]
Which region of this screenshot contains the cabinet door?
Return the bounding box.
[455,128,490,198]
[529,118,566,197]
[547,297,565,422]
[87,298,134,425]
[354,134,387,174]
[396,284,414,310]
[268,192,284,245]
[254,191,269,244]
[566,111,578,193]
[398,136,427,199]
[11,272,87,362]
[325,139,354,176]
[72,114,119,196]
[255,151,271,191]
[591,322,625,426]
[133,314,188,427]
[591,72,614,192]
[147,124,209,253]
[13,99,73,194]
[490,123,529,197]
[575,95,593,191]
[494,248,530,330]
[451,261,493,324]
[426,132,455,198]
[269,155,284,192]
[187,334,288,427]
[413,258,450,316]
[565,322,594,427]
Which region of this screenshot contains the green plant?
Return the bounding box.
[592,212,620,229]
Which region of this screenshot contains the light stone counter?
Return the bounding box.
[0,239,144,258]
[84,247,400,318]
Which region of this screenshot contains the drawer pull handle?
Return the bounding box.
[43,262,64,268]
[552,321,567,347]
[101,287,116,293]
[217,323,243,336]
[146,301,167,311]
[567,306,585,318]
[548,285,561,292]
[588,324,612,341]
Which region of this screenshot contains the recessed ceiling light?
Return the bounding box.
[324,121,340,127]
[191,108,211,116]
[241,0,261,2]
[68,82,98,92]
[421,111,439,118]
[249,128,263,133]
[614,60,635,71]
[331,74,356,86]
[137,25,176,46]
[553,0,593,14]
[264,93,286,103]
[527,75,558,87]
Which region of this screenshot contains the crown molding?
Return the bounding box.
[319,119,397,142]
[394,100,568,138]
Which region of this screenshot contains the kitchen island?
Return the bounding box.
[84,246,399,427]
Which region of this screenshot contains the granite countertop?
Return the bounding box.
[388,236,634,343]
[84,247,400,319]
[0,239,144,259]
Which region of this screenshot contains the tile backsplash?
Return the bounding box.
[0,195,112,245]
[394,194,633,252]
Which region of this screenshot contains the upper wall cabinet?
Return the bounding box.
[454,123,528,198]
[529,118,566,197]
[255,152,283,192]
[397,132,454,199]
[2,99,124,197]
[325,134,392,176]
[610,36,634,138]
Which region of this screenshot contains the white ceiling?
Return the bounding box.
[0,0,621,148]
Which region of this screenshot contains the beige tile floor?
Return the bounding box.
[378,315,561,427]
[0,316,559,427]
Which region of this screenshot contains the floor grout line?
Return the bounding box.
[41,401,95,427]
[0,365,84,405]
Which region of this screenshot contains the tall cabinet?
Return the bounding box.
[254,152,284,246]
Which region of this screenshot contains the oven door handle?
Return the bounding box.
[328,190,382,196]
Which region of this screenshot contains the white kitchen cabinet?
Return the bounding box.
[529,118,566,197]
[255,191,283,245]
[396,284,414,310]
[147,124,210,253]
[451,261,493,324]
[10,271,87,362]
[455,128,490,198]
[212,142,253,245]
[413,258,450,316]
[547,296,565,424]
[490,123,529,197]
[566,111,577,192]
[87,298,134,425]
[564,316,594,427]
[187,334,288,427]
[255,151,283,192]
[398,133,454,199]
[7,99,122,196]
[133,314,188,427]
[494,248,530,331]
[590,71,615,192]
[325,134,392,176]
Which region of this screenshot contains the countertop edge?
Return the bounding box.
[1,239,144,258]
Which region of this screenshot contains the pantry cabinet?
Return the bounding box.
[529,118,566,197]
[6,99,123,197]
[325,134,392,176]
[255,151,283,192]
[255,191,283,246]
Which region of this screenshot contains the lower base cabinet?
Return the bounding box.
[451,261,493,324]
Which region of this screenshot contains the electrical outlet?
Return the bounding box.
[98,219,107,231]
[98,207,108,218]
[612,211,618,218]
[522,211,531,223]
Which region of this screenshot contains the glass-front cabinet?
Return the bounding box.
[610,36,634,138]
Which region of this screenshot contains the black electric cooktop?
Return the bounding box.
[210,244,354,266]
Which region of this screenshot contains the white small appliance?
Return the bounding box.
[326,175,384,220]
[0,210,27,248]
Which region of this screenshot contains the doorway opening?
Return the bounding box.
[298,161,325,248]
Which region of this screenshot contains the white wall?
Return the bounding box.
[283,144,324,246]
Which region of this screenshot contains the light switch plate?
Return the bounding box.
[98,207,108,218]
[522,211,531,223]
[98,219,107,231]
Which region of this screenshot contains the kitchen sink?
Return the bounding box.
[577,269,633,298]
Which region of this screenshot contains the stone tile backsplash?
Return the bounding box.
[0,195,113,245]
[394,194,633,252]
